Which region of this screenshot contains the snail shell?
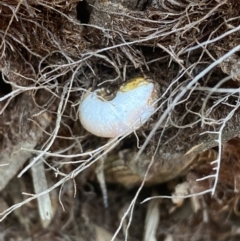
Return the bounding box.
[79,77,159,138]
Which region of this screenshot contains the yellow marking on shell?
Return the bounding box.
[120,77,149,92]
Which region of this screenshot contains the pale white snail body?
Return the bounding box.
[79,77,158,138]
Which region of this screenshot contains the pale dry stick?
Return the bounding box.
[167,79,195,107]
[200,103,227,127]
[40,72,69,85]
[168,83,203,128]
[3,7,165,71]
[15,2,80,66]
[0,34,6,59]
[185,84,238,125]
[38,1,85,27]
[0,174,69,221]
[37,63,67,80]
[200,76,232,122]
[3,71,39,84]
[208,94,239,115]
[153,115,171,162]
[0,30,42,58]
[37,50,76,80]
[189,86,240,93]
[0,133,132,221]
[21,0,36,17]
[151,64,188,112]
[179,16,237,57]
[223,17,240,37]
[157,43,190,77]
[31,157,53,228]
[92,0,220,32]
[0,81,52,94]
[181,0,227,35]
[0,90,25,115]
[43,158,67,178]
[84,60,96,79]
[95,157,107,206]
[58,181,67,212]
[139,76,191,147]
[55,157,97,167]
[92,53,121,85]
[194,40,216,63]
[28,122,81,144]
[20,141,112,159]
[39,69,70,87]
[0,136,117,220]
[32,28,175,79]
[169,112,200,129]
[143,198,160,241]
[167,85,199,129]
[0,164,9,167]
[68,10,226,70]
[36,3,163,77]
[141,190,213,204]
[0,79,56,112]
[197,99,240,195]
[73,134,129,176]
[0,88,55,115]
[111,182,144,241]
[1,78,57,99]
[111,154,159,241]
[95,138,119,208]
[203,93,238,124]
[184,24,240,54]
[18,63,84,176]
[38,51,119,87]
[135,44,240,162]
[202,198,209,223]
[0,0,23,49]
[0,88,22,102]
[91,4,182,23]
[38,47,80,79]
[184,2,196,25]
[18,83,70,177]
[20,128,120,161]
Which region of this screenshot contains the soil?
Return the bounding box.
[1,0,240,240]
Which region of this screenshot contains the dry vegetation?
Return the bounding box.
[1,0,240,240]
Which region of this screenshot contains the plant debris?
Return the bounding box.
[1,0,240,240]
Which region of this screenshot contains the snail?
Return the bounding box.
[79,77,159,137]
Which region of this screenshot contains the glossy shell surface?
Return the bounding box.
[79,77,158,138]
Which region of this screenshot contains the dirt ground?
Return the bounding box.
[1,0,240,240]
